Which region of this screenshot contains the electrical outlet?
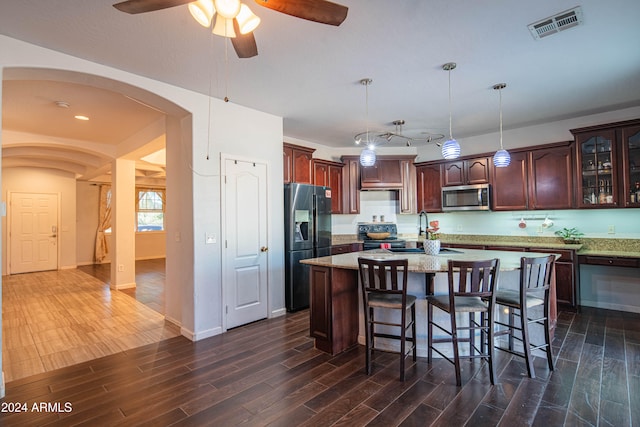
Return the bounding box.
[118,264,124,272]
[608,225,615,234]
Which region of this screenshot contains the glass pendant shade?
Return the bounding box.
[493,149,511,167]
[212,16,236,37]
[188,0,215,27]
[492,83,510,168]
[359,148,376,167]
[213,0,241,18]
[236,4,260,34]
[441,139,461,160]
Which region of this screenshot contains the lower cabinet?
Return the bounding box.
[309,265,359,354]
[331,243,363,255]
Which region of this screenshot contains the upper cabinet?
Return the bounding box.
[313,159,344,214]
[283,143,315,184]
[415,163,443,213]
[571,119,640,208]
[621,124,640,207]
[491,151,529,211]
[442,157,491,186]
[492,142,574,211]
[528,144,574,209]
[341,156,361,214]
[360,159,403,189]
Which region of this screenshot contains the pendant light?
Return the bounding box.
[358,78,376,167]
[441,62,461,159]
[492,83,511,167]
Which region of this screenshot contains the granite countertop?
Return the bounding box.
[332,233,640,259]
[301,248,554,273]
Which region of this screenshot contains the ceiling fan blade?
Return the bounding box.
[254,0,348,26]
[113,0,192,14]
[231,19,259,58]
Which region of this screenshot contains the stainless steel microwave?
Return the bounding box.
[442,184,491,211]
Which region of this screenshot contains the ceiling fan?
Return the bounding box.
[113,0,348,58]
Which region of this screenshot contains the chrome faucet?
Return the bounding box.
[418,210,428,237]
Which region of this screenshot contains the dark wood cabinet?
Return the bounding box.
[572,127,618,208]
[360,159,403,189]
[283,143,315,184]
[621,124,640,207]
[399,159,417,214]
[415,163,442,213]
[492,142,574,211]
[331,243,363,255]
[341,156,360,214]
[313,159,344,214]
[442,157,491,186]
[528,143,574,209]
[492,150,528,211]
[571,119,640,208]
[309,265,359,355]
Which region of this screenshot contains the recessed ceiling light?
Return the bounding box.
[74,115,90,121]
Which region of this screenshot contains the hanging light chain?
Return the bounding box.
[361,78,373,145]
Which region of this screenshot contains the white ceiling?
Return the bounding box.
[1,0,640,180]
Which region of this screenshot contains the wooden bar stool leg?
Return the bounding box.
[451,310,461,386]
[411,305,417,362]
[427,302,433,364]
[508,307,515,351]
[520,304,535,378]
[544,301,555,371]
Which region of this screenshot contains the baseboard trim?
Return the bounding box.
[114,282,136,290]
[181,326,223,342]
[271,308,287,318]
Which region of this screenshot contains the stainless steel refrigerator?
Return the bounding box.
[284,183,332,311]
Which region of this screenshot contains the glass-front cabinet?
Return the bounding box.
[622,124,640,207]
[575,129,617,207]
[572,119,640,209]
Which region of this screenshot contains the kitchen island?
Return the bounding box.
[301,248,558,355]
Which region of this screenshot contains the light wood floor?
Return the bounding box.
[2,262,179,383]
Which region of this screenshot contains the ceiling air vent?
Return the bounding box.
[528,6,583,40]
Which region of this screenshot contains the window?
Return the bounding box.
[137,189,165,232]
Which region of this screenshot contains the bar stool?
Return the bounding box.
[358,257,416,381]
[427,259,500,386]
[494,255,555,378]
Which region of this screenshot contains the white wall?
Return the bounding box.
[0,35,285,345]
[2,167,77,271]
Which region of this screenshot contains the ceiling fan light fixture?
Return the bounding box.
[212,15,236,37]
[213,0,241,19]
[492,83,511,168]
[188,0,215,27]
[236,3,260,34]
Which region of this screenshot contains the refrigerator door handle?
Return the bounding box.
[312,194,318,251]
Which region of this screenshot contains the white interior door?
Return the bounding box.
[9,192,59,274]
[223,157,269,329]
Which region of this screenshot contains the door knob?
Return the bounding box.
[50,234,57,238]
[260,246,269,252]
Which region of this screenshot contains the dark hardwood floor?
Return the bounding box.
[1,306,639,426]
